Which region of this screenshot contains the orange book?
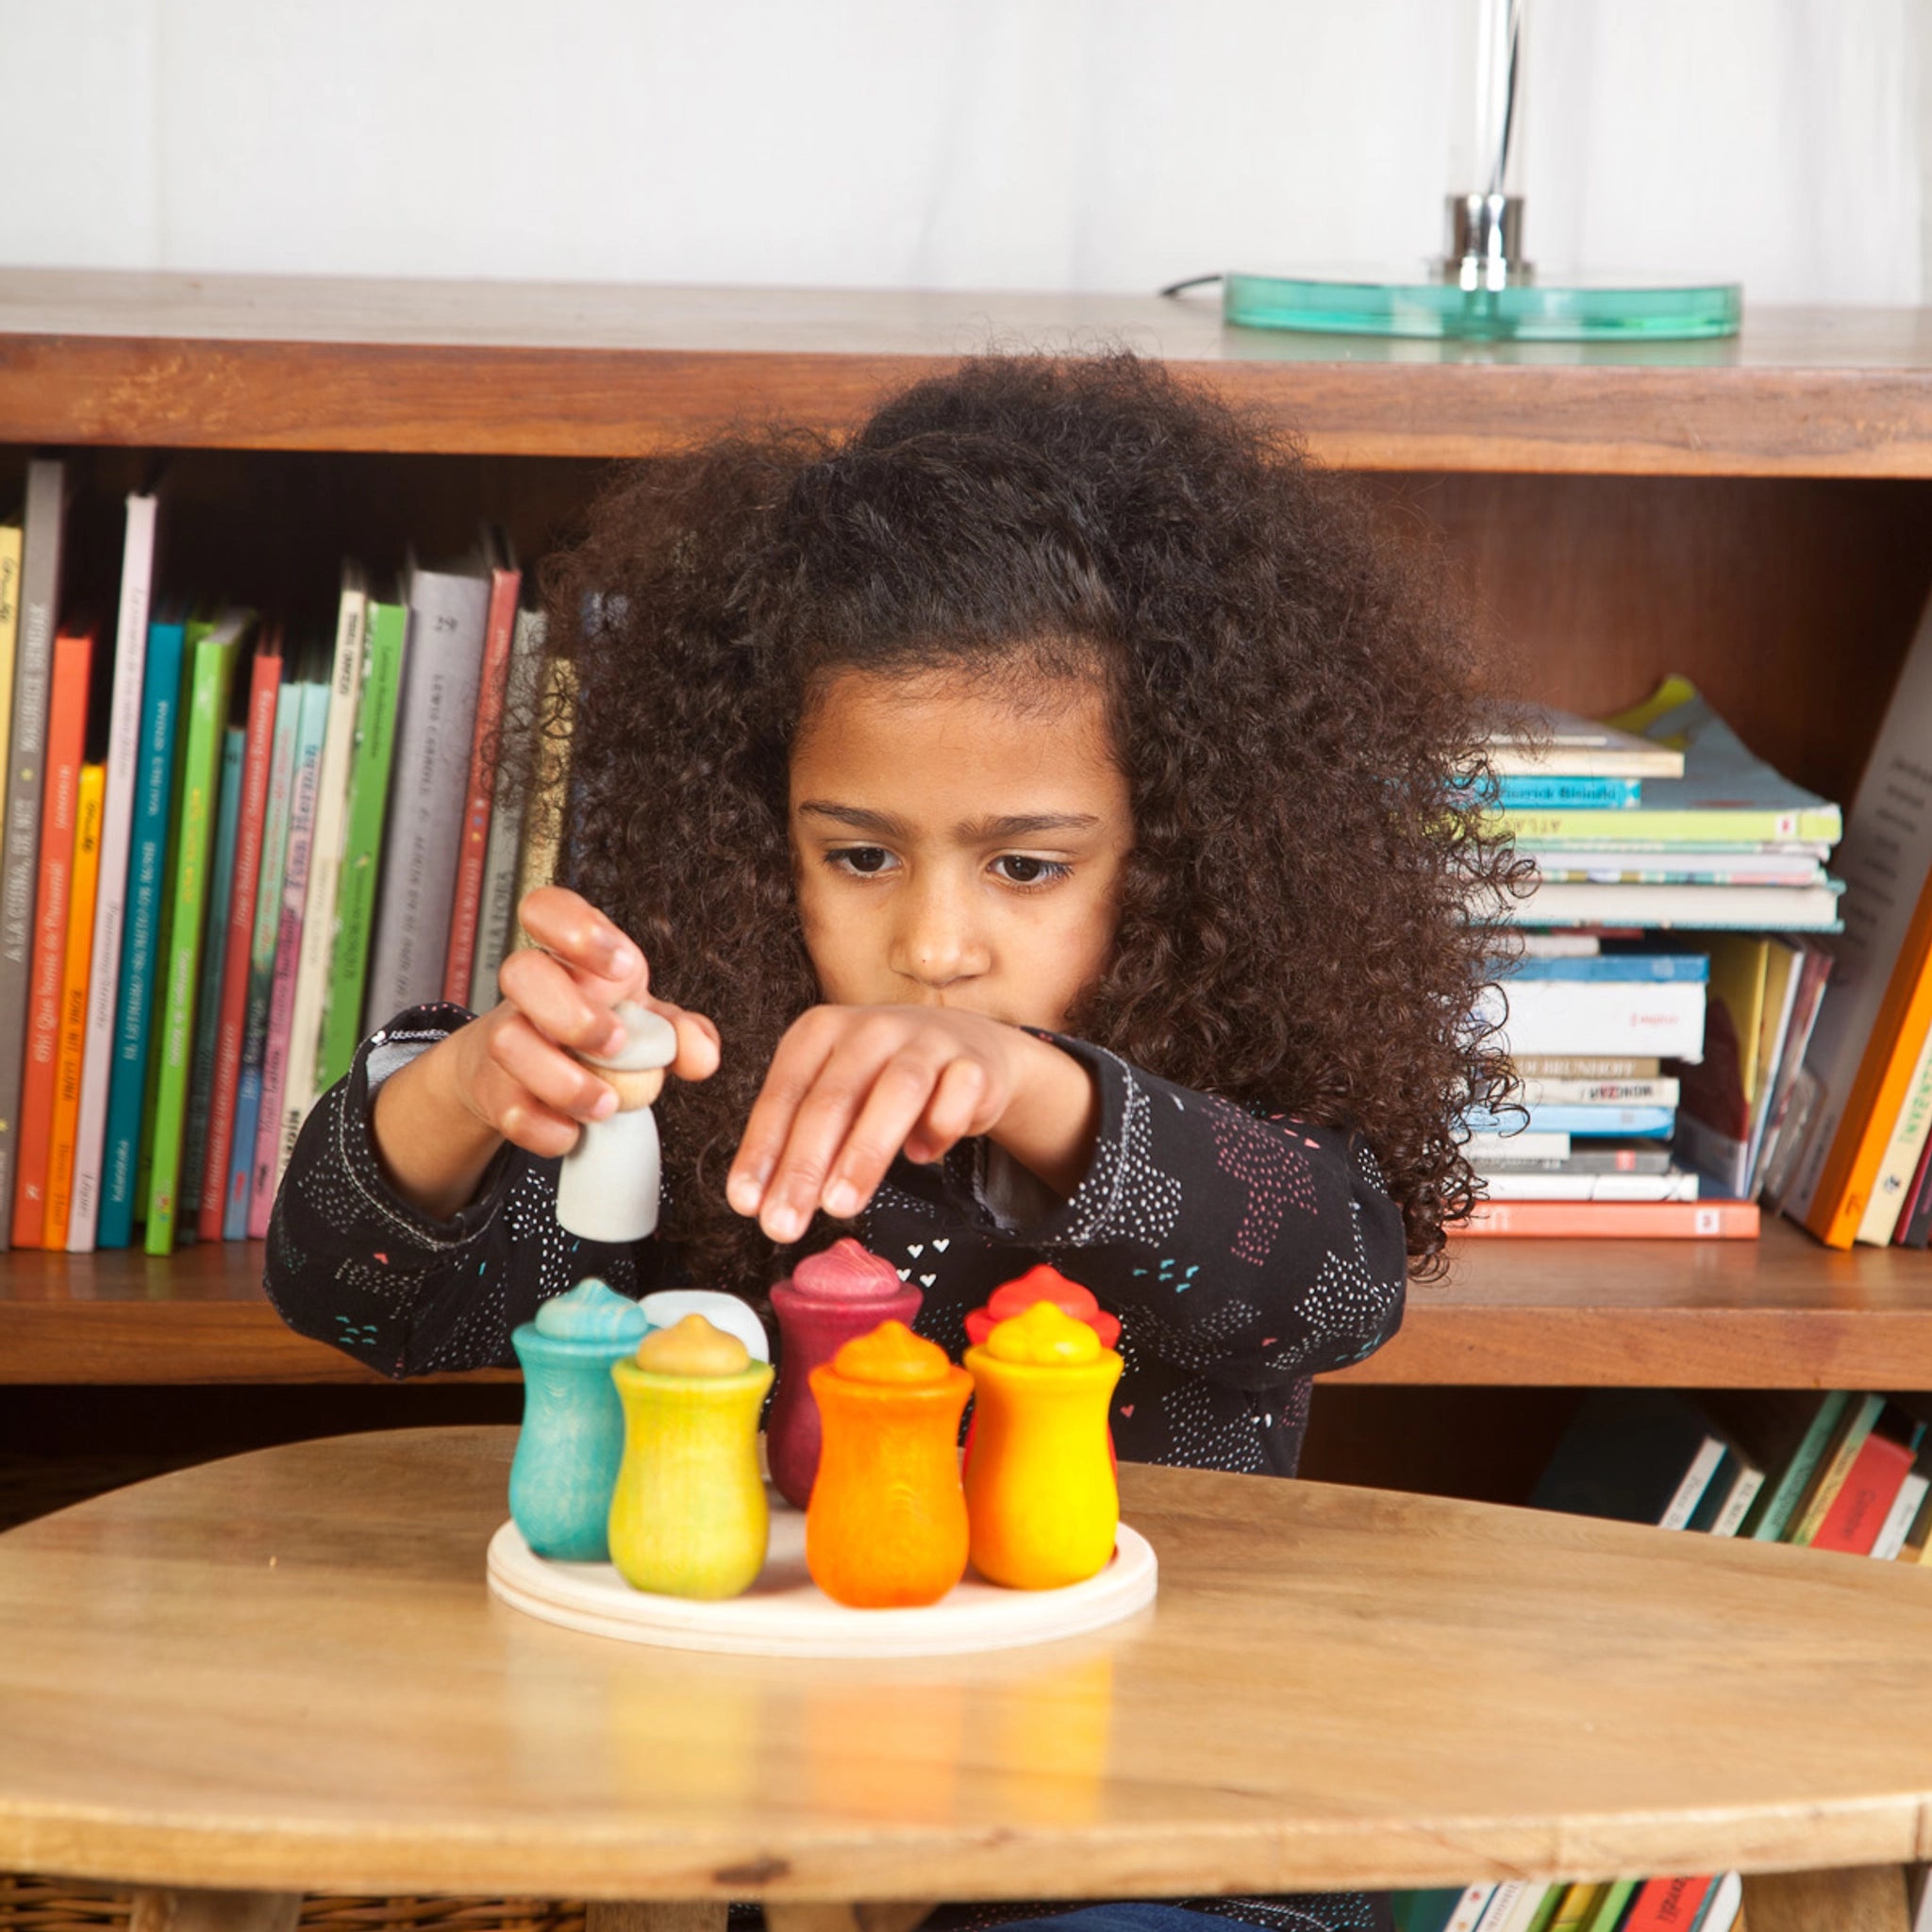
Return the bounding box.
[442,561,520,1005]
[44,762,104,1249]
[1460,1199,1760,1239]
[13,625,92,1247]
[1803,868,1932,1247]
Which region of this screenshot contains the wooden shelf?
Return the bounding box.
[1,1220,1925,1388]
[5,270,1932,475]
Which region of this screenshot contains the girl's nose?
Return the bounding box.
[891,880,991,991]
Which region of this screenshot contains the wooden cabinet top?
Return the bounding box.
[5,270,1932,475]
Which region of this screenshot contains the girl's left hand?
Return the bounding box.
[725,1006,1031,1244]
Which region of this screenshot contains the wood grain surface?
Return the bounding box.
[4,1426,1932,1901]
[8,1220,1932,1387]
[6,272,1932,474]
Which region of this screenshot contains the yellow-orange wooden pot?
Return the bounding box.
[608,1314,774,1600]
[806,1320,972,1608]
[963,1302,1123,1591]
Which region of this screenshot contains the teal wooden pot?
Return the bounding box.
[509,1324,642,1561]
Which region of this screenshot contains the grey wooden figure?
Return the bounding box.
[557,999,678,1243]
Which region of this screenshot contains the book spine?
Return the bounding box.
[1810,1430,1917,1555]
[1475,979,1707,1063]
[1745,1391,1850,1541]
[1858,1016,1932,1244]
[1873,1469,1928,1560]
[313,596,407,1098]
[471,607,545,1011]
[14,626,91,1246]
[1578,1879,1640,1932]
[364,567,491,1027]
[226,681,303,1241]
[1620,1877,1714,1932]
[1505,807,1839,844]
[178,725,245,1242]
[1709,1466,1765,1537]
[511,653,576,948]
[1511,1057,1661,1079]
[143,629,241,1255]
[276,576,367,1190]
[44,762,104,1250]
[199,645,281,1238]
[68,492,158,1251]
[1460,1200,1758,1238]
[444,564,519,1005]
[1788,1392,1886,1545]
[97,620,186,1249]
[252,682,331,1235]
[0,523,22,875]
[1496,774,1641,808]
[1660,1436,1728,1532]
[0,459,67,1246]
[1895,1119,1932,1245]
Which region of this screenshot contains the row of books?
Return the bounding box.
[1393,1381,1927,1932]
[1393,1873,1739,1932]
[0,462,561,1254]
[1773,589,1932,1247]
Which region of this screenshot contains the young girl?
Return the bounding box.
[266,353,1514,1932]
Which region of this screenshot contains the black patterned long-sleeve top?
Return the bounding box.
[266,1002,1407,1477]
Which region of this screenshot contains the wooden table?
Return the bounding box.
[1,1429,1927,1932]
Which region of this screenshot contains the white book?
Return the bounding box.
[1441,1888,1495,1932]
[1464,1129,1570,1163]
[1487,704,1685,778]
[470,606,545,1014]
[364,556,491,1028]
[1519,1076,1680,1108]
[276,568,366,1179]
[1873,1471,1929,1561]
[1710,1463,1765,1536]
[1508,878,1843,931]
[1661,1435,1730,1531]
[1789,586,1932,1222]
[1524,847,1827,885]
[1474,977,1707,1063]
[1475,1170,1701,1203]
[1700,1873,1742,1932]
[67,491,156,1251]
[1472,1880,1545,1932]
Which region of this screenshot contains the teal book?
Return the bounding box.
[135,614,207,1223]
[225,677,307,1240]
[1700,1391,1854,1542]
[176,723,245,1245]
[142,610,248,1254]
[316,593,408,1091]
[98,616,187,1249]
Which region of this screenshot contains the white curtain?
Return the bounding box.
[0,0,1921,304]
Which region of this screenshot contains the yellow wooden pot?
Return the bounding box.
[963,1302,1123,1591]
[608,1314,774,1600]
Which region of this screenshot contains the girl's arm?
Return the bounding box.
[878,1031,1408,1385]
[264,1001,646,1378]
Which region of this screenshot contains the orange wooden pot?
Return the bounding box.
[805,1320,973,1608]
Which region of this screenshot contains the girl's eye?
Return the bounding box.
[827,845,895,876]
[992,855,1073,887]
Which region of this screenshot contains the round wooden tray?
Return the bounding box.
[486,1497,1158,1657]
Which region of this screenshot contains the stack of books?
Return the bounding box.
[1467,677,1848,1238]
[0,463,563,1257]
[1487,679,1842,935]
[1393,1381,1930,1932]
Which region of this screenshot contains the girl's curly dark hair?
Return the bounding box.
[539,352,1523,1296]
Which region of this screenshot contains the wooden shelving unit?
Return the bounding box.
[4,269,1932,1414]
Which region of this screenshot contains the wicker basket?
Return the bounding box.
[0,1879,584,1932]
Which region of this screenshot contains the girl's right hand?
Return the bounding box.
[446,885,722,1159]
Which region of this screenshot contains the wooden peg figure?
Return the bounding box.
[558,998,677,1242]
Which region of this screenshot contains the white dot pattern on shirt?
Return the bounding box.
[1052,1058,1181,1249]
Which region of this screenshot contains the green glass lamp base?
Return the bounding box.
[1224,269,1742,341]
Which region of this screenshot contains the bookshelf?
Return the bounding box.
[5,270,1932,1460]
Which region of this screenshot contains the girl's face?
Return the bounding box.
[788,664,1134,1033]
